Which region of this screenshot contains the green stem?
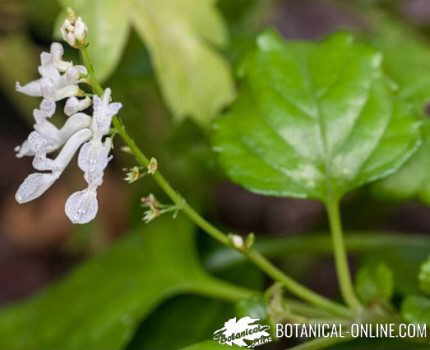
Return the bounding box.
[78,46,351,319]
[206,232,430,270]
[288,336,353,350]
[326,197,361,312]
[80,46,104,96]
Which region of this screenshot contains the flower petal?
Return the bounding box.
[16,80,42,97]
[58,112,92,140]
[15,139,33,158]
[65,189,98,224]
[54,128,92,171]
[64,96,91,116]
[50,42,72,72]
[27,131,54,155]
[78,138,112,183]
[92,88,122,136]
[15,172,58,203]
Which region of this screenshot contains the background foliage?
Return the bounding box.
[2,0,430,349]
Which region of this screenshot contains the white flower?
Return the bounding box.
[64,96,91,116]
[16,128,92,203]
[92,88,122,137]
[64,89,122,224]
[16,43,86,102]
[60,11,88,48]
[15,19,122,224]
[15,100,91,159]
[16,83,121,224]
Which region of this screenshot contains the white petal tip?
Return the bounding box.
[65,189,98,224]
[15,173,56,204]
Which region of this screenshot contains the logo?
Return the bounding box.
[213,317,272,348]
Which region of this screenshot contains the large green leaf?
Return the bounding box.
[59,0,130,81]
[0,217,251,350]
[56,0,234,124]
[213,31,421,201]
[131,0,235,125]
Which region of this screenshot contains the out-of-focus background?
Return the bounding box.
[2,1,430,349]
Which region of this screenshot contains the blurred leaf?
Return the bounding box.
[58,0,130,81]
[368,14,430,204]
[0,34,38,120]
[235,295,267,321]
[370,13,430,117]
[127,296,232,350]
[56,0,234,125]
[355,262,393,305]
[373,122,430,204]
[0,217,252,350]
[212,261,264,291]
[213,30,421,201]
[402,295,430,325]
[131,0,235,125]
[419,256,430,295]
[180,340,240,350]
[27,0,61,39]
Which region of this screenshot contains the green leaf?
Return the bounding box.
[180,340,241,350]
[131,0,235,125]
[56,0,234,125]
[0,217,251,350]
[355,262,393,305]
[369,13,430,117]
[213,31,421,201]
[368,14,430,204]
[402,295,430,326]
[235,295,267,321]
[58,0,130,81]
[127,296,233,350]
[372,122,430,204]
[419,257,430,295]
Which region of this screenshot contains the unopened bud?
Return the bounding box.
[245,233,255,249]
[229,234,245,250]
[61,9,88,48]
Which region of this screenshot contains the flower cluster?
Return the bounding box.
[15,42,122,224]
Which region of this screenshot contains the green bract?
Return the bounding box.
[213,31,421,201]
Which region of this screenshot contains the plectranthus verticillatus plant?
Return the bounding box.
[14,14,122,224]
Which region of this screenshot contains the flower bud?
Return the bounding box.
[60,9,88,48]
[229,234,245,250]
